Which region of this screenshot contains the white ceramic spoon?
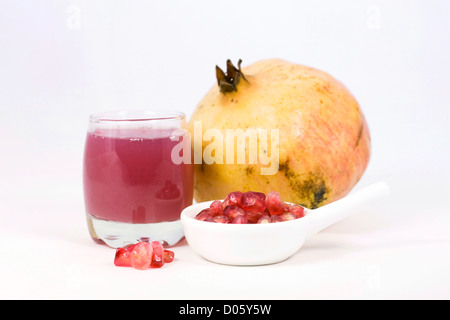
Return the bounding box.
[180,181,390,265]
[302,181,390,239]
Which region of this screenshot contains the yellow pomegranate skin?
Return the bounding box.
[188,59,370,209]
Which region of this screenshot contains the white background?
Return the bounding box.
[0,0,449,299]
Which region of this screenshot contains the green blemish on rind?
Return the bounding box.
[278,160,329,209]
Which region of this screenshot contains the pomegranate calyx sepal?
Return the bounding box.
[215,59,247,93]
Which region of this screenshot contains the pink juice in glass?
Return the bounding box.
[83,111,193,247]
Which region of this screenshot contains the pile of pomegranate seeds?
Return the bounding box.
[114,241,174,270]
[195,191,305,224]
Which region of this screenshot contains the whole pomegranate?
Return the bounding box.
[188,59,370,209]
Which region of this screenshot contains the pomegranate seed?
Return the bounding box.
[271,215,284,223]
[195,209,214,222]
[241,191,267,213]
[223,205,245,220]
[232,215,248,224]
[209,200,224,217]
[222,191,243,208]
[114,243,137,267]
[195,191,305,225]
[213,215,229,223]
[280,212,298,221]
[150,241,165,268]
[163,250,175,263]
[252,192,266,201]
[198,208,211,215]
[257,215,272,224]
[266,191,289,215]
[288,204,305,218]
[245,211,263,224]
[130,242,153,270]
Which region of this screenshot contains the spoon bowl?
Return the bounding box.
[181,182,390,265]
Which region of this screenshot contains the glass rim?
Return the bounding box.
[89,109,186,123]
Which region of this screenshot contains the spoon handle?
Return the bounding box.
[305,181,390,239]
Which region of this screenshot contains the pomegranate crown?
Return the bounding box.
[215,59,247,93]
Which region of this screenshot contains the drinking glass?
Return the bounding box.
[83,110,193,248]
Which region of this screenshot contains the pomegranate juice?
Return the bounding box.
[83,128,193,224]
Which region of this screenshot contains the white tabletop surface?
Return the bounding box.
[1,169,448,300]
[0,0,449,300]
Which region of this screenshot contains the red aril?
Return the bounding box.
[288,204,305,218]
[114,243,137,267]
[266,191,289,215]
[257,215,272,224]
[222,191,243,208]
[213,215,229,223]
[194,190,306,224]
[223,205,245,220]
[150,241,165,268]
[195,209,214,222]
[245,211,264,224]
[114,242,175,269]
[209,200,224,217]
[163,250,175,263]
[241,191,266,213]
[271,215,284,223]
[130,242,153,270]
[253,192,266,201]
[280,212,297,221]
[232,215,248,224]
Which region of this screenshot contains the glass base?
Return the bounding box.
[86,214,184,248]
